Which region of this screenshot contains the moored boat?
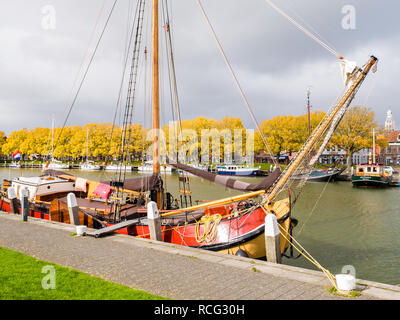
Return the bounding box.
[42,159,70,170]
[138,161,175,173]
[351,129,392,187]
[291,166,346,182]
[105,163,132,171]
[351,164,392,187]
[80,162,101,171]
[9,162,21,168]
[217,165,260,176]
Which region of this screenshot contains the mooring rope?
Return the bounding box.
[276,222,340,291]
[260,205,340,292]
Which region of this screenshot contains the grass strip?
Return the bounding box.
[0,247,168,300]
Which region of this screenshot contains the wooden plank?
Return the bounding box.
[86,218,141,238]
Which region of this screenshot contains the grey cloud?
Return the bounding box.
[0,0,398,135]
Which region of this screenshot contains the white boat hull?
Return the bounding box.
[138,165,174,173]
[43,163,70,170]
[105,165,132,171]
[11,176,75,201]
[217,165,260,176]
[80,164,101,171]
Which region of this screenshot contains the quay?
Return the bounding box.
[0,212,399,300]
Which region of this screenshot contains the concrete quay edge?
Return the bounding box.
[1,211,399,300]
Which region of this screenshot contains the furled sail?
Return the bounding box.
[44,169,162,192]
[167,158,281,192]
[340,59,358,88]
[107,175,162,192]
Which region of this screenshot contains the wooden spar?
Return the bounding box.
[266,56,378,203]
[159,56,376,218]
[152,0,160,176]
[161,190,265,217]
[58,174,140,196]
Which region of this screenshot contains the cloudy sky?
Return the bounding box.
[0,0,398,135]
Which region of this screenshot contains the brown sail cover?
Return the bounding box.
[43,169,162,192]
[107,175,162,192]
[167,159,281,192]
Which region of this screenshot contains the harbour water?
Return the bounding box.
[2,167,400,285]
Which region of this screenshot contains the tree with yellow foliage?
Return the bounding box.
[2,129,29,156]
[254,111,325,158]
[0,131,6,154]
[330,106,385,166]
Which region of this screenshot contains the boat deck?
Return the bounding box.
[0,212,398,300]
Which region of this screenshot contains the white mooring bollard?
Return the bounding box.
[7,187,18,214]
[147,201,162,241]
[67,193,80,226]
[76,225,87,236]
[265,214,281,264]
[335,274,356,291]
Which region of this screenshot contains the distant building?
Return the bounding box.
[319,146,346,165]
[352,148,373,165]
[385,110,395,132]
[380,130,400,165]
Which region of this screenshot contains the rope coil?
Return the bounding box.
[195,214,222,244]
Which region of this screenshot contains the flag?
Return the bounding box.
[12,150,21,161]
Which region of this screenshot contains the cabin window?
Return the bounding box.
[358,168,364,173]
[47,186,51,189]
[366,167,371,172]
[373,167,377,173]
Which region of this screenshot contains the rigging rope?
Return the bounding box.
[196,0,278,167]
[162,0,192,207]
[107,0,141,166]
[61,0,108,118]
[263,0,342,59]
[54,0,119,152]
[113,0,147,223]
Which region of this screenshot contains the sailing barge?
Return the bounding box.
[0,168,294,259]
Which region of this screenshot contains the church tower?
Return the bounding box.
[385,109,395,132]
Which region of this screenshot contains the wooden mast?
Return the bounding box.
[151,0,162,205]
[152,0,160,175]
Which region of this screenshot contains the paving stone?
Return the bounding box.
[0,214,390,300]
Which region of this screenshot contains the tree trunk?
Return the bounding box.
[346,153,353,173]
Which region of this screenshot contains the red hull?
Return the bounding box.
[107,207,266,250]
[0,199,50,220]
